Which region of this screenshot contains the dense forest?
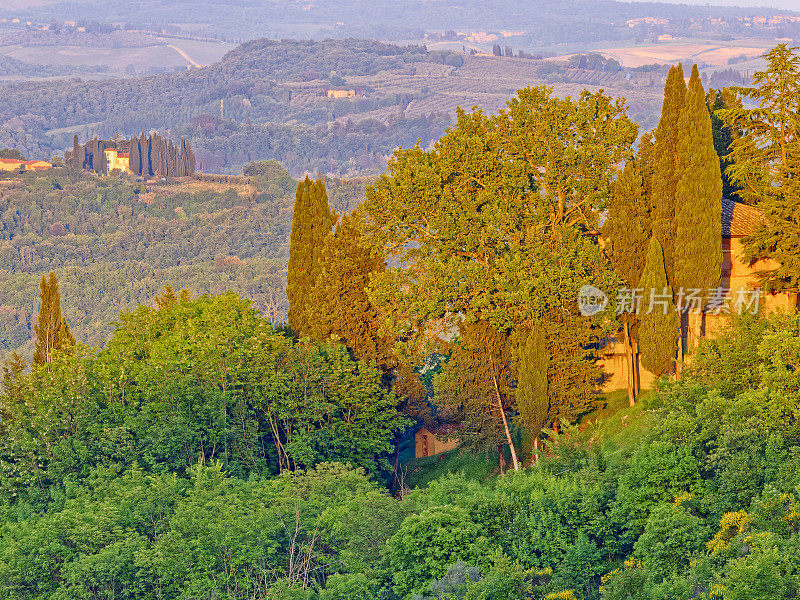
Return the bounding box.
[1,288,799,599]
[2,43,800,600]
[0,160,368,359]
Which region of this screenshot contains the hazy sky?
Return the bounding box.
[624,0,800,10]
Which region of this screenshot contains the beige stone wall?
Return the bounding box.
[415,427,461,458]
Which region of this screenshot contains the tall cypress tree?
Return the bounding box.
[603,148,651,404]
[638,238,680,376]
[516,324,549,461]
[287,176,335,335]
[650,63,687,289]
[33,272,75,365]
[140,132,150,176]
[69,135,83,171]
[91,138,105,174]
[674,65,723,347]
[308,213,392,367]
[129,136,141,176]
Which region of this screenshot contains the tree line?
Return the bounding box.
[65,132,196,177]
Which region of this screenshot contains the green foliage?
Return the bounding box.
[722,44,800,293]
[287,176,336,335]
[633,502,709,583]
[637,238,679,376]
[32,272,74,365]
[385,505,488,598]
[0,292,409,504]
[673,65,723,300]
[650,63,686,288]
[4,309,800,599]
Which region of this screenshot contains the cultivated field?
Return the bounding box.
[321,54,666,131]
[595,41,772,68]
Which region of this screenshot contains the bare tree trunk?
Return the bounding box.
[676,314,684,379]
[633,338,641,395]
[490,366,519,471]
[624,322,635,407]
[533,436,540,465]
[391,442,400,491]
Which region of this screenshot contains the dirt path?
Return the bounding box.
[166,44,200,67]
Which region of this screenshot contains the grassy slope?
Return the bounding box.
[403,387,654,490]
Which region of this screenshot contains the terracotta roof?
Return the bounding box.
[0,158,23,164]
[721,197,764,237]
[104,147,117,152]
[117,152,129,158]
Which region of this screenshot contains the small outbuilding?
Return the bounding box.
[414,424,461,458]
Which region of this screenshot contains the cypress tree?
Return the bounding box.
[603,149,651,404]
[287,176,335,335]
[69,135,83,171]
[674,65,723,347]
[542,309,603,422]
[308,213,392,367]
[516,324,549,462]
[650,63,687,289]
[605,154,651,289]
[638,238,680,376]
[140,132,150,176]
[129,136,141,176]
[33,272,75,365]
[92,138,105,174]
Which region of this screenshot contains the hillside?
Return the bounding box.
[0,38,672,177]
[0,164,368,360]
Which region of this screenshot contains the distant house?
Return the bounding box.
[327,89,356,99]
[0,158,52,172]
[414,424,461,458]
[104,148,131,174]
[599,198,797,392]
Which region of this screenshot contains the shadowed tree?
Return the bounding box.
[638,238,680,377]
[435,321,520,472]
